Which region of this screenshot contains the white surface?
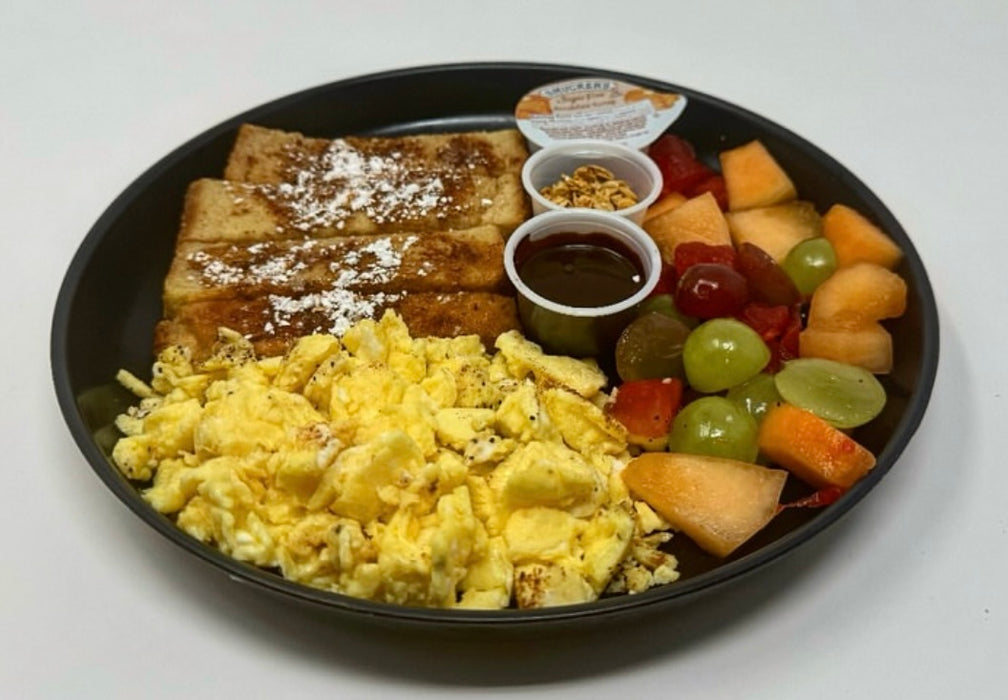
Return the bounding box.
[4,1,1006,697]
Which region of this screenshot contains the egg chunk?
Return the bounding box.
[113,311,679,609]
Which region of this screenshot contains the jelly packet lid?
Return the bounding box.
[514,77,687,151]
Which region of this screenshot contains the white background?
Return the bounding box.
[4,1,1006,697]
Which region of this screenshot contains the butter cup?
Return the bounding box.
[521,139,663,225]
[504,209,662,360]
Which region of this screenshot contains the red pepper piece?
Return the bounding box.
[736,303,791,341]
[777,485,846,512]
[607,378,684,439]
[736,302,802,372]
[777,310,802,365]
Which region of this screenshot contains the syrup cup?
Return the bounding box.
[504,209,662,361]
[521,139,663,225]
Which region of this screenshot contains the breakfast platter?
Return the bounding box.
[50,62,939,629]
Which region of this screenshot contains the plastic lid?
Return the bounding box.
[515,77,687,151]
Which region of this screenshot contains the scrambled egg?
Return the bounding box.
[113,311,678,609]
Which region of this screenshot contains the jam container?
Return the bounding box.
[521,139,663,225]
[514,77,687,152]
[504,209,662,360]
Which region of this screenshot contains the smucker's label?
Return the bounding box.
[515,77,687,151]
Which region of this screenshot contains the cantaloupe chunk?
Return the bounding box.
[726,201,822,262]
[644,192,688,222]
[758,403,876,489]
[620,452,787,558]
[807,262,907,328]
[822,204,903,269]
[799,323,894,374]
[643,191,731,263]
[719,140,797,211]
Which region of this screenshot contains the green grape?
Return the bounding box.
[782,237,838,296]
[667,396,759,462]
[637,293,697,328]
[774,357,887,429]
[615,312,692,382]
[682,318,771,393]
[726,372,783,424]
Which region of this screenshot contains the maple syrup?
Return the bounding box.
[514,232,645,308]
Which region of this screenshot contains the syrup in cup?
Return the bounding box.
[504,209,662,364]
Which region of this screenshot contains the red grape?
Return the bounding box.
[735,242,801,306]
[674,263,750,318]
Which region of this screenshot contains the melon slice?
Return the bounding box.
[644,192,688,222]
[620,452,787,557]
[719,140,797,211]
[822,204,903,269]
[726,201,822,262]
[799,322,894,374]
[806,262,907,329]
[643,191,731,263]
[758,404,876,489]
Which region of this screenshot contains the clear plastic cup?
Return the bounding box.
[521,139,663,225]
[504,209,662,360]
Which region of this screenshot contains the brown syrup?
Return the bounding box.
[515,232,645,308]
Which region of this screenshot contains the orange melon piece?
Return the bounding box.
[643,191,731,263]
[807,262,907,328]
[719,140,797,211]
[644,192,688,222]
[726,201,822,262]
[621,452,787,558]
[822,204,903,269]
[799,323,893,374]
[758,403,876,489]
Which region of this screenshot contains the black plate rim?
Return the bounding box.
[50,61,940,629]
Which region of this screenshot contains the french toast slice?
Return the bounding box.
[178,175,528,243]
[225,124,529,182]
[154,291,521,362]
[163,225,509,315]
[185,124,531,241]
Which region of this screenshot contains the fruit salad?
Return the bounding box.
[609,134,908,558]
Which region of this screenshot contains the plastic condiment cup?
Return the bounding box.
[504,209,662,361]
[521,139,663,225]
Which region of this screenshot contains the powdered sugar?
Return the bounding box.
[332,235,417,286]
[188,239,317,287]
[253,139,471,233]
[186,233,420,338]
[186,235,418,291]
[260,235,416,335]
[266,289,402,336]
[187,251,244,285]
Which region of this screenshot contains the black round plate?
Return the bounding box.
[51,62,939,630]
